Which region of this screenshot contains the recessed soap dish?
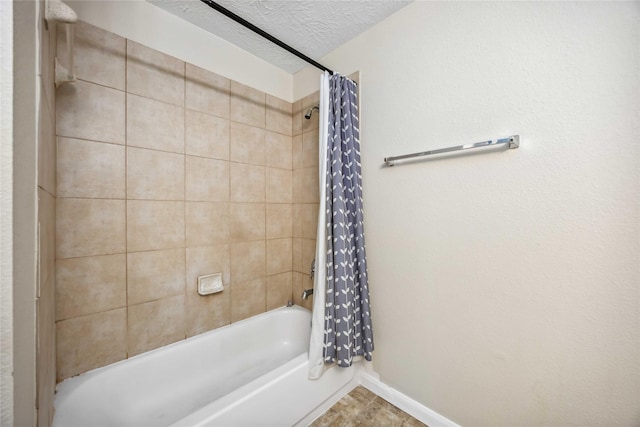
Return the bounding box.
[197,273,224,296]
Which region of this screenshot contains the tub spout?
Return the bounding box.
[301,288,314,300]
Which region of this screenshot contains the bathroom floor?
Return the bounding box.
[309,386,428,426]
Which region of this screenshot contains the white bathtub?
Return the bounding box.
[53,306,355,427]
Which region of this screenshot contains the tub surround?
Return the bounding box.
[54,21,319,381]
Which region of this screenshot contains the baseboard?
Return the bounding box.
[358,372,461,427]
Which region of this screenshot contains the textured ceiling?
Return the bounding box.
[147,0,412,74]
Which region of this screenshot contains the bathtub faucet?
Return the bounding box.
[301,288,314,299]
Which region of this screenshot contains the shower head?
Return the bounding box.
[304,106,319,120]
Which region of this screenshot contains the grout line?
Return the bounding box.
[124,45,129,360]
[182,61,188,340]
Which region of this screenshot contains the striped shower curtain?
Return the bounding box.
[309,72,374,379]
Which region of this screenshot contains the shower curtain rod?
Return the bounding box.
[200,0,334,75]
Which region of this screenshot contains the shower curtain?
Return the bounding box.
[309,72,374,379]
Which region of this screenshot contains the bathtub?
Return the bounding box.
[53,306,356,427]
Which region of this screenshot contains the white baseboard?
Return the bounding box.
[358,371,461,427]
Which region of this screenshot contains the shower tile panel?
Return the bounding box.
[230,81,266,128]
[126,200,185,252]
[266,203,292,239]
[185,275,231,337]
[302,130,320,168]
[230,163,266,203]
[292,238,303,273]
[230,241,266,283]
[57,137,125,199]
[266,131,292,169]
[126,40,185,106]
[230,122,266,166]
[56,254,127,321]
[127,248,186,305]
[266,272,293,310]
[230,277,266,322]
[301,166,320,203]
[301,203,320,240]
[126,94,185,153]
[57,21,126,90]
[292,134,303,170]
[185,63,230,119]
[127,147,184,200]
[230,203,266,242]
[266,238,293,275]
[266,168,292,203]
[127,295,186,356]
[185,156,230,202]
[56,198,126,259]
[292,100,303,136]
[56,308,127,380]
[56,80,125,145]
[185,109,229,160]
[38,100,56,196]
[266,94,293,136]
[186,202,230,247]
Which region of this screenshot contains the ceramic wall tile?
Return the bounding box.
[266,204,292,239]
[185,156,229,202]
[56,308,127,380]
[230,163,265,203]
[56,254,126,320]
[230,241,265,283]
[292,134,303,170]
[127,295,186,356]
[185,63,230,119]
[266,272,292,310]
[56,198,126,258]
[185,109,229,160]
[57,21,126,90]
[56,80,125,144]
[127,94,184,153]
[127,248,186,305]
[265,131,292,170]
[229,122,265,166]
[230,277,265,322]
[266,238,292,275]
[57,137,125,199]
[230,81,265,128]
[127,147,184,200]
[302,130,319,168]
[186,202,230,247]
[38,99,56,196]
[127,40,184,106]
[266,168,292,203]
[126,200,185,252]
[266,95,292,136]
[292,100,302,136]
[230,203,265,242]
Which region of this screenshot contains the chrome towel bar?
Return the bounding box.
[384,135,519,167]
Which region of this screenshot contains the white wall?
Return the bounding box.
[295,2,639,426]
[0,0,14,424]
[67,0,293,101]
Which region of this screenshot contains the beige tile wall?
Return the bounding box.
[54,21,303,381]
[292,92,320,311]
[37,5,58,426]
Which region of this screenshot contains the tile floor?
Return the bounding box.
[309,386,428,426]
